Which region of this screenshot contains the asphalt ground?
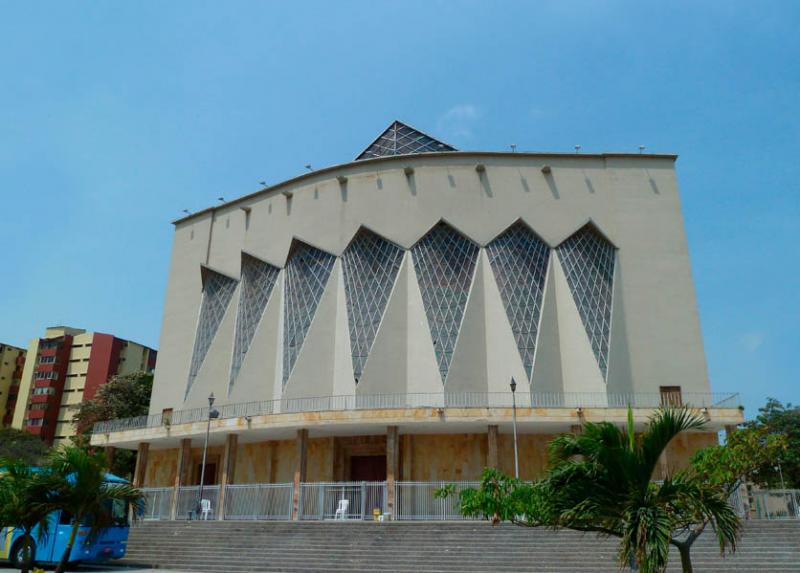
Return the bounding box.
[0,565,190,573]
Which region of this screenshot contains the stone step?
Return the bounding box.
[123,520,800,572]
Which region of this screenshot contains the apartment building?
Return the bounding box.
[12,326,156,446]
[0,343,27,427]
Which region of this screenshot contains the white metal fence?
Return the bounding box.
[727,486,747,517]
[141,487,174,520]
[396,481,480,520]
[224,483,293,520]
[138,482,796,522]
[751,489,800,520]
[174,485,221,520]
[299,482,387,520]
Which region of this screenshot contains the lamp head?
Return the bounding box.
[509,378,517,393]
[208,392,215,407]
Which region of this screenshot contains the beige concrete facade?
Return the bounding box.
[130,429,719,488]
[93,126,743,490]
[149,150,711,414]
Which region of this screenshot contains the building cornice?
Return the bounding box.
[172,151,679,226]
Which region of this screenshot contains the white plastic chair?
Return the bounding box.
[200,499,212,520]
[334,499,349,520]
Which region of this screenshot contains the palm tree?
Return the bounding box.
[44,446,143,573]
[450,407,741,573]
[0,459,56,573]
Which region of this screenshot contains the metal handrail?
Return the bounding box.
[94,391,741,434]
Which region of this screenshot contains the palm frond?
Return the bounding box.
[639,407,707,480]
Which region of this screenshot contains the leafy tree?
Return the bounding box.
[0,460,56,573]
[690,425,787,492]
[72,371,153,434]
[440,408,740,573]
[744,398,800,487]
[72,371,153,477]
[0,429,49,465]
[44,446,142,573]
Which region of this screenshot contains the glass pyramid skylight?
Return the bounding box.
[356,121,456,160]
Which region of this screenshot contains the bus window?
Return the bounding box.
[109,500,128,526]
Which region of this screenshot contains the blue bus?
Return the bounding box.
[0,473,131,567]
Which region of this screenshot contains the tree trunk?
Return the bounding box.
[19,531,33,573]
[54,521,81,573]
[677,543,693,573]
[20,535,31,573]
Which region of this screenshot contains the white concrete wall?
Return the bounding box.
[149,152,709,414]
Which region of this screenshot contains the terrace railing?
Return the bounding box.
[395,481,480,521]
[140,486,174,521]
[224,483,293,520]
[299,481,387,520]
[138,481,790,522]
[174,485,220,520]
[751,489,800,520]
[95,391,741,434]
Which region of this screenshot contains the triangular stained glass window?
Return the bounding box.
[341,229,404,382]
[229,254,280,391]
[356,121,456,160]
[486,221,550,382]
[282,242,336,386]
[186,268,238,398]
[411,222,479,383]
[556,225,615,378]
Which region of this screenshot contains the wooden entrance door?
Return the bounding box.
[195,462,217,485]
[349,455,386,481]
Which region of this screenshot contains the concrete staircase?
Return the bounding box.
[123,520,800,572]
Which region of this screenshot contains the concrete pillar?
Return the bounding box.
[291,429,308,520]
[487,425,499,469]
[386,426,399,518]
[217,434,238,520]
[132,442,149,488]
[170,438,192,519]
[104,446,115,468]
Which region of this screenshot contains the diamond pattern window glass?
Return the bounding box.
[411,222,479,382]
[341,230,404,381]
[556,225,615,378]
[282,243,335,385]
[486,222,550,381]
[229,254,279,391]
[356,121,456,160]
[186,269,238,397]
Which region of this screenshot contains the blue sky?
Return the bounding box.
[0,1,797,417]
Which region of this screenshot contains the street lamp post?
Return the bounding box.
[196,392,219,519]
[510,378,519,479]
